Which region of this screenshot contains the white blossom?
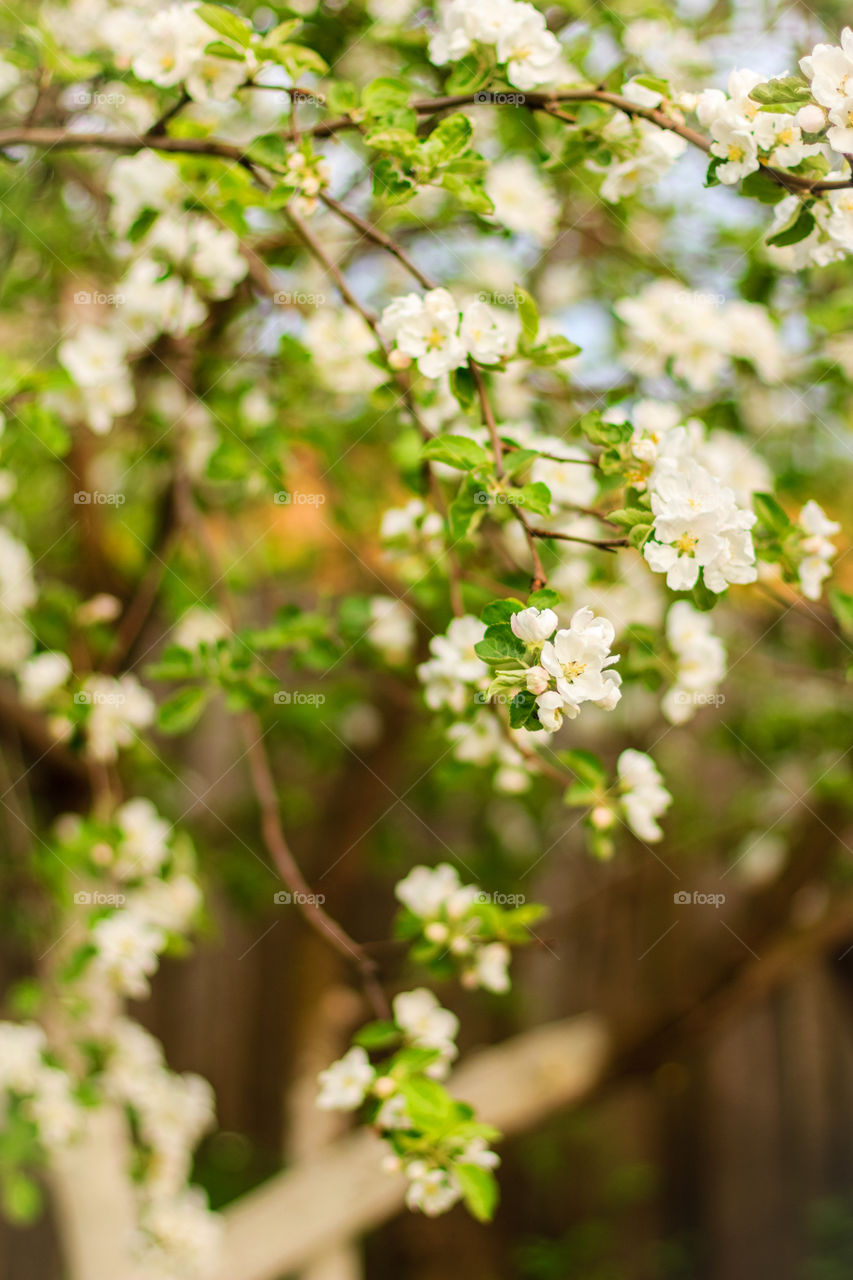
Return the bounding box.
[485,157,559,243]
[405,1165,461,1216]
[510,606,558,644]
[316,1046,375,1110]
[532,606,622,729]
[367,597,417,663]
[115,798,172,879]
[19,652,71,707]
[643,459,757,594]
[417,615,488,713]
[797,500,840,599]
[429,0,565,90]
[617,749,672,842]
[91,912,166,998]
[81,674,156,762]
[662,601,726,724]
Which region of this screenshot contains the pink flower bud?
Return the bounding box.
[796,104,825,133]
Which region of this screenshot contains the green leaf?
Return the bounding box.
[558,748,606,788]
[448,365,476,410]
[740,169,787,204]
[372,156,416,204]
[422,435,490,471]
[362,77,411,115]
[514,482,552,516]
[455,1163,499,1222]
[326,81,359,114]
[627,523,652,548]
[479,601,525,627]
[157,686,210,735]
[353,1021,401,1050]
[399,1076,454,1128]
[448,480,486,541]
[1,1173,42,1225]
[441,173,494,214]
[690,578,717,611]
[514,284,539,345]
[267,43,328,75]
[528,587,560,608]
[481,599,525,624]
[474,624,526,663]
[425,113,473,162]
[261,18,301,46]
[527,334,582,366]
[608,507,653,528]
[246,133,289,171]
[753,492,791,534]
[830,589,853,637]
[502,448,539,477]
[748,75,811,106]
[766,203,815,247]
[365,127,420,158]
[196,4,253,46]
[509,689,537,729]
[204,39,245,60]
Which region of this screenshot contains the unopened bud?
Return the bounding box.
[796,104,825,133]
[388,348,412,371]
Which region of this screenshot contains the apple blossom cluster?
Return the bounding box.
[615,281,784,391]
[46,0,251,103]
[688,36,853,264]
[317,989,501,1218]
[511,605,622,732]
[428,0,566,91]
[282,148,332,217]
[417,615,489,714]
[696,70,822,185]
[662,601,726,725]
[795,500,841,600]
[378,289,508,377]
[447,712,549,794]
[484,157,559,244]
[593,90,687,203]
[0,525,36,671]
[616,750,673,843]
[395,862,542,992]
[0,804,217,1276]
[55,799,202,1002]
[608,400,771,504]
[367,596,417,665]
[55,150,248,435]
[0,1023,81,1151]
[643,458,758,595]
[104,1020,220,1276]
